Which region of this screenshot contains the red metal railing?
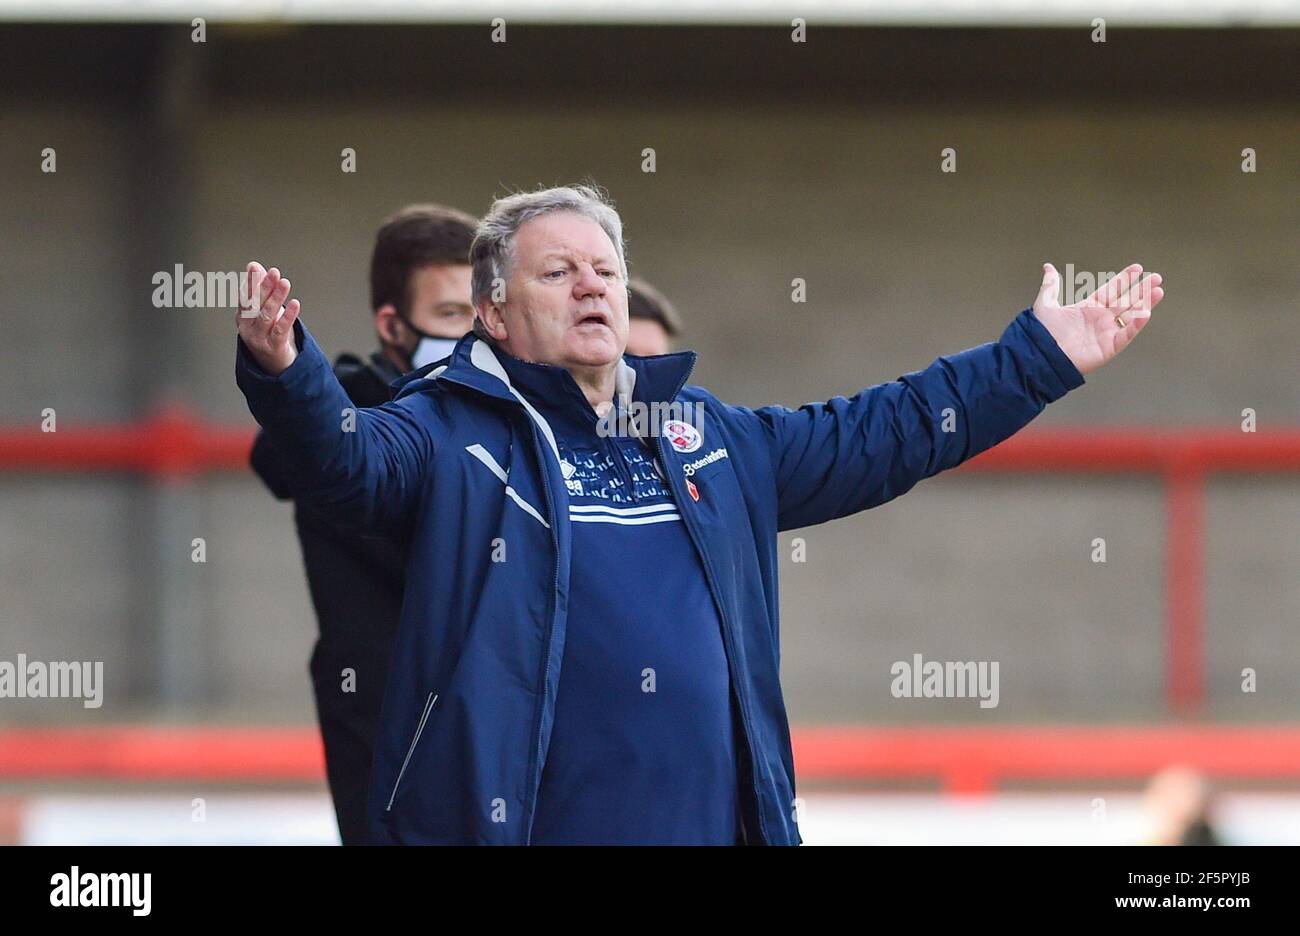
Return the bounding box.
[2,412,1299,717]
[0,406,253,478]
[5,725,1300,793]
[960,428,1300,715]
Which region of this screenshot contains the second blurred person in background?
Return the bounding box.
[250,203,478,845]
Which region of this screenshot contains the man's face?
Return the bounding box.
[625,319,671,357]
[405,263,474,338]
[487,212,628,370]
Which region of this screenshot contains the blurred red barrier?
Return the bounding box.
[962,428,1300,716]
[794,725,1300,794]
[0,406,253,478]
[0,727,323,782]
[5,725,1300,793]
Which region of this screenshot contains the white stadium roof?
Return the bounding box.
[1,0,1297,26]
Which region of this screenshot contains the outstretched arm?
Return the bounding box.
[235,262,433,534]
[757,264,1164,531]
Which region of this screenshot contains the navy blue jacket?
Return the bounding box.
[249,350,406,846]
[235,307,1084,844]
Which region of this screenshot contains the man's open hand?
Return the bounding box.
[237,261,302,377]
[1032,263,1164,376]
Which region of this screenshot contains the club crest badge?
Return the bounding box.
[663,419,702,454]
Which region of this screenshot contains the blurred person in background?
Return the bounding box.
[250,203,478,845]
[624,276,681,356]
[235,184,1163,845]
[1145,766,1222,846]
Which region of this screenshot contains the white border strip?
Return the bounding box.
[2,0,1297,25]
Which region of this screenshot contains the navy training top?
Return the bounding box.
[497,350,742,845]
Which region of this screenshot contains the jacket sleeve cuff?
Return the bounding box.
[1007,307,1085,402]
[235,318,327,404]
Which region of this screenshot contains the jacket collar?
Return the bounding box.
[392,332,697,414]
[391,334,697,468]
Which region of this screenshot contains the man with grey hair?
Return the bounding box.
[235,184,1163,844]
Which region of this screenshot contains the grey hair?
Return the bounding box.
[470,184,628,311]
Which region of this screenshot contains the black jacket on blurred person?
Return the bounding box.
[250,349,404,846]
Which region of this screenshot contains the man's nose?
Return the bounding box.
[573,263,607,298]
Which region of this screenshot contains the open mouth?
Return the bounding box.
[574,311,609,328]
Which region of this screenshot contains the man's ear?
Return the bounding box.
[374,304,406,346]
[476,299,508,341]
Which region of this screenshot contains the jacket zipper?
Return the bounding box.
[652,369,772,845]
[522,417,560,844]
[386,691,438,812]
[436,376,561,843]
[659,431,771,845]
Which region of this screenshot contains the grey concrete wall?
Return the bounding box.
[0,25,1295,725]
